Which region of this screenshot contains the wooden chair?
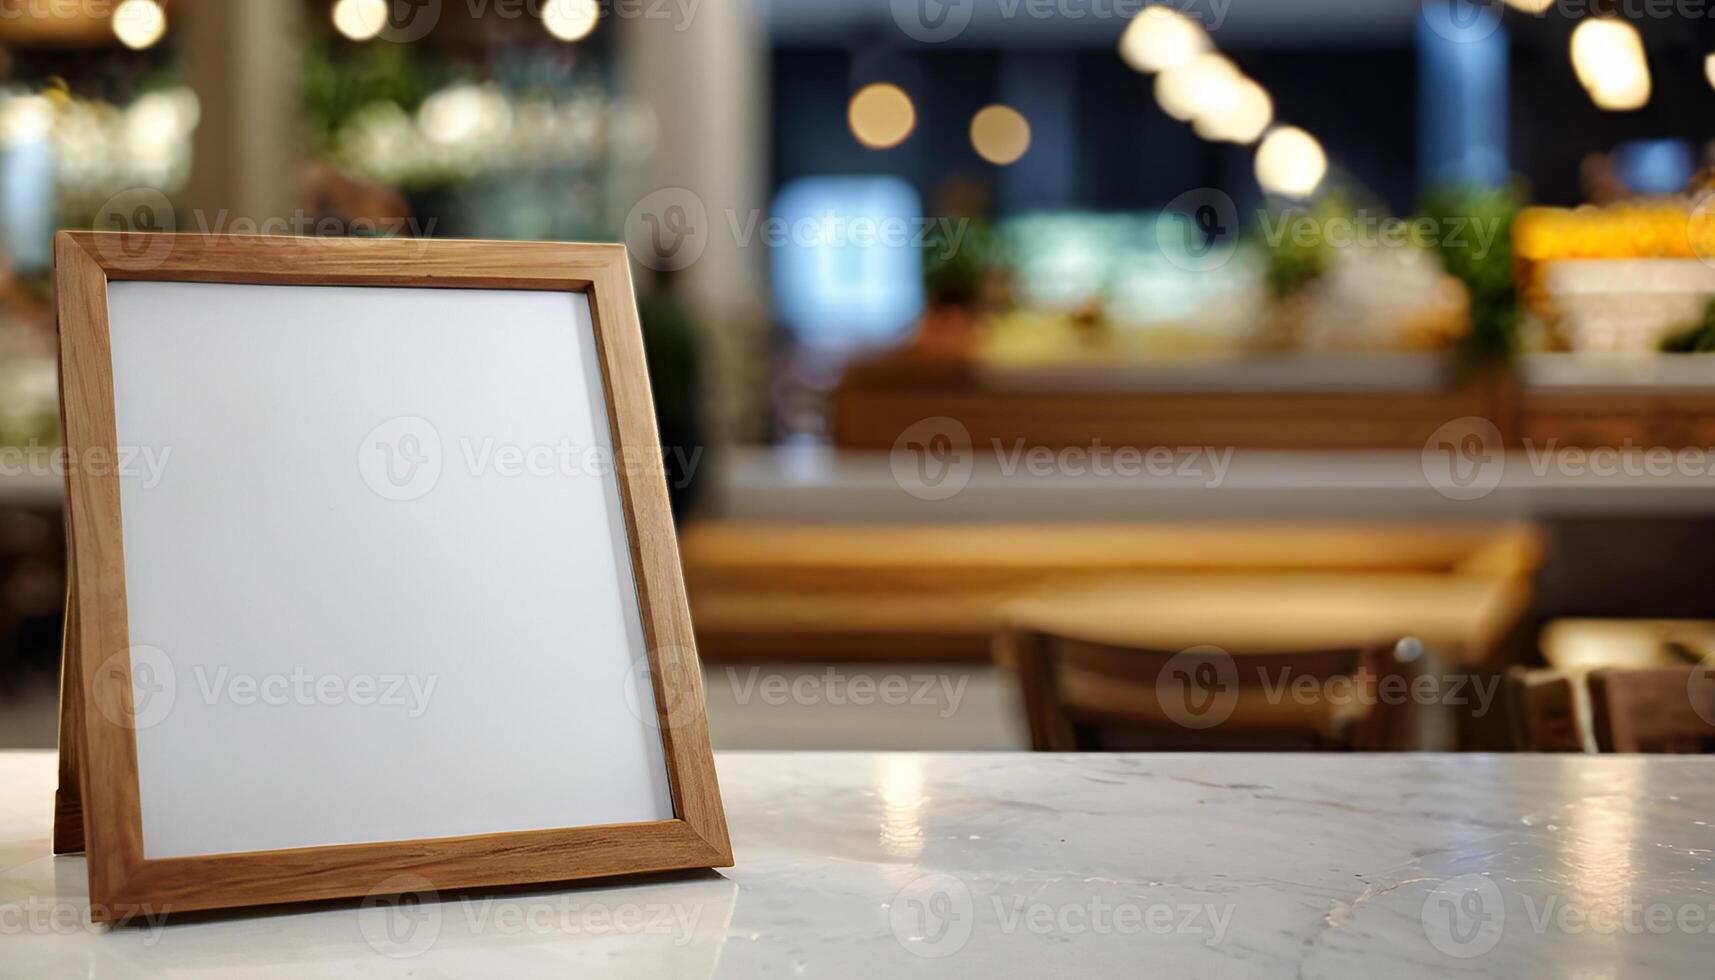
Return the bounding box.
[1504,667,1588,752]
[996,628,1412,752]
[1588,667,1715,754]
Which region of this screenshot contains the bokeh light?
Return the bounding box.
[543,0,600,42]
[970,105,1031,165]
[1255,126,1327,198]
[1119,7,1210,74]
[847,83,916,150]
[1570,18,1650,111]
[112,0,166,51]
[418,84,512,147]
[1194,77,1272,144]
[331,0,388,42]
[1155,53,1240,123]
[0,96,54,143]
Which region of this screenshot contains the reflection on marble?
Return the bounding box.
[3,750,1713,977]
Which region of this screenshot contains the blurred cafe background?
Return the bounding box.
[2,0,1715,754]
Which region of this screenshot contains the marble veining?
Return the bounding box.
[2,751,1712,977]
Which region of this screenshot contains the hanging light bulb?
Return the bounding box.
[1195,77,1273,144]
[332,0,389,42]
[970,105,1031,165]
[847,83,916,150]
[1570,18,1650,111]
[1255,126,1327,198]
[1155,53,1241,123]
[1119,6,1210,74]
[543,0,600,42]
[112,0,167,50]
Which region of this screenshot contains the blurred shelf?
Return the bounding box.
[1520,354,1715,447]
[715,444,1715,523]
[837,348,1715,452]
[835,348,1504,451]
[976,352,1455,393]
[0,8,121,47]
[1521,353,1715,394]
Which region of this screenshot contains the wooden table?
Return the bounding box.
[1000,573,1531,666]
[1540,619,1715,672]
[5,750,1713,977]
[998,573,1533,750]
[682,522,1543,662]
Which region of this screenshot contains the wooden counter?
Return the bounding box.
[682,522,1544,663]
[834,350,1715,451]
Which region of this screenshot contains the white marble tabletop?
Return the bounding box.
[3,750,1712,977]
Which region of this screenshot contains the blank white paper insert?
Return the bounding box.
[105,279,674,858]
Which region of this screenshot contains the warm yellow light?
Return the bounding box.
[125,88,200,152]
[1255,126,1327,198]
[1589,75,1650,110]
[0,96,54,143]
[1504,0,1555,11]
[970,104,1031,165]
[1589,80,1650,110]
[543,0,600,42]
[1195,76,1272,144]
[1155,53,1240,123]
[1571,18,1650,111]
[332,0,388,41]
[112,0,166,50]
[418,84,511,146]
[1706,53,1715,90]
[847,83,916,150]
[1118,6,1210,74]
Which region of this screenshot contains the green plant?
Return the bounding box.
[1251,192,1353,299]
[924,216,999,307]
[1416,183,1526,363]
[301,38,442,159]
[1661,299,1715,352]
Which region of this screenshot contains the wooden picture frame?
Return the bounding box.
[51,231,730,922]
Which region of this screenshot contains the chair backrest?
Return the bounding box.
[997,628,1407,752]
[1504,668,1587,752]
[1588,667,1715,754]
